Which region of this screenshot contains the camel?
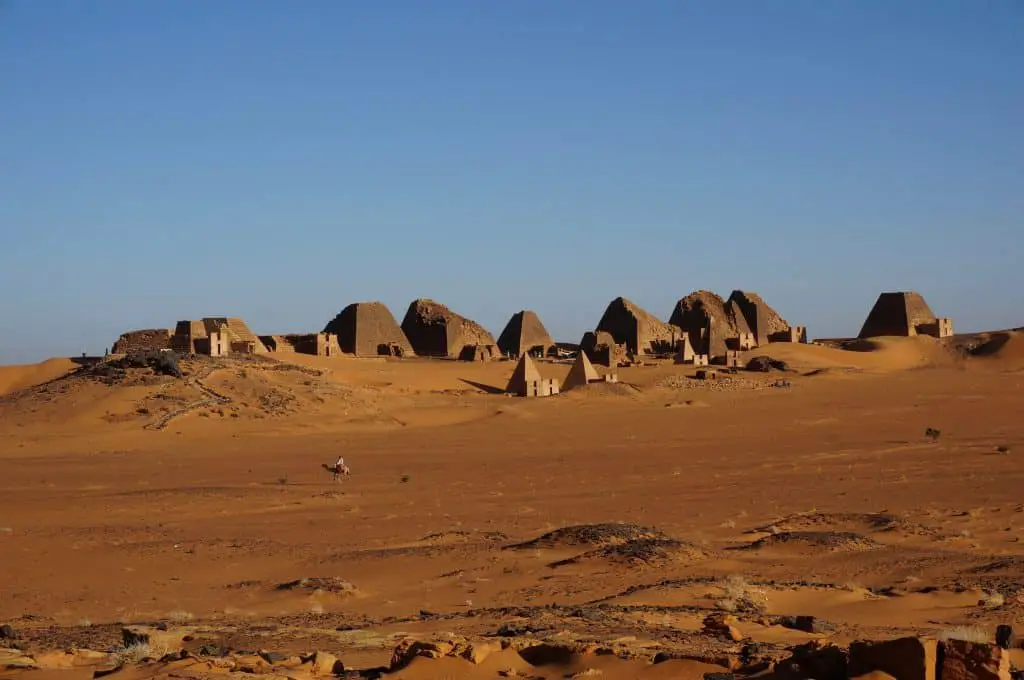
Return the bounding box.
[322,462,351,483]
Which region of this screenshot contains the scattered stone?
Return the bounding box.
[308,650,343,676]
[259,651,288,664]
[0,625,15,640]
[777,615,837,634]
[940,639,1011,680]
[745,356,790,373]
[460,640,503,665]
[703,614,744,642]
[390,640,455,671]
[776,640,847,680]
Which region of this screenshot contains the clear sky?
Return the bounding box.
[1,1,1021,364]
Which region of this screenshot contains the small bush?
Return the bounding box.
[400,474,410,484]
[277,476,289,486]
[925,427,941,442]
[715,574,767,614]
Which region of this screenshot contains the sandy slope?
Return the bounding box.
[1,336,1022,675]
[0,358,77,396]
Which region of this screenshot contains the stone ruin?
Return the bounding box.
[670,289,803,361]
[505,353,559,397]
[110,329,172,355]
[400,298,499,360]
[259,333,342,357]
[858,291,953,339]
[171,318,267,356]
[580,330,629,368]
[593,297,681,356]
[497,310,554,358]
[323,301,414,357]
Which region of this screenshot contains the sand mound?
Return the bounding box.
[0,357,78,396]
[742,530,882,552]
[558,381,641,400]
[507,523,669,550]
[275,577,357,596]
[549,537,710,568]
[750,512,935,538]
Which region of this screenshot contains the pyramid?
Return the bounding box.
[497,310,554,357]
[562,351,601,391]
[726,291,789,346]
[401,298,496,358]
[324,302,414,357]
[595,297,680,355]
[858,292,938,339]
[506,353,542,395]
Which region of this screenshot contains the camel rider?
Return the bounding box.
[335,456,345,472]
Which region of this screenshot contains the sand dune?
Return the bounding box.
[0,357,77,396]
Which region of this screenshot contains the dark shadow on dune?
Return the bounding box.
[459,379,505,395]
[842,339,882,353]
[71,356,103,367]
[970,332,1012,357]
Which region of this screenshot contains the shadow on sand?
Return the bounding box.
[460,379,506,395]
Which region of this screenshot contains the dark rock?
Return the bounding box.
[704,674,736,680]
[778,615,837,634]
[745,356,790,373]
[996,624,1013,649]
[259,651,288,664]
[198,644,221,656]
[0,624,15,640]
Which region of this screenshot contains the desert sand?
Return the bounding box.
[1,333,1023,678]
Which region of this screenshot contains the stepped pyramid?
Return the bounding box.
[562,351,600,391]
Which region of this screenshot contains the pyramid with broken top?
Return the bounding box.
[505,353,542,395]
[562,351,600,391]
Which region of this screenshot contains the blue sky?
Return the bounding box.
[1,1,1021,363]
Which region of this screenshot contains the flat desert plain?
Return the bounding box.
[1,333,1023,679]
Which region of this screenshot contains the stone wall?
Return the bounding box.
[111,329,172,355]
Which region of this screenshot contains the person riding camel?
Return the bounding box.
[335,456,345,472]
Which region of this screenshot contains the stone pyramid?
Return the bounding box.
[562,351,601,391]
[497,310,554,357]
[858,292,937,338]
[506,353,542,395]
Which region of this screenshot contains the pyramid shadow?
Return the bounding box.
[460,379,506,395]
